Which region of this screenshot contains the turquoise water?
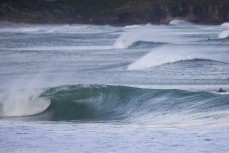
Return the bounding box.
[0,21,229,152]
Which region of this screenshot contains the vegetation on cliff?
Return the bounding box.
[0,0,228,24]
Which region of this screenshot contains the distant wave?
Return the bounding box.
[169,19,192,26]
[0,25,90,34]
[172,58,228,65]
[127,45,228,70]
[129,41,167,48]
[124,25,141,29]
[113,25,189,49]
[12,45,113,51]
[221,22,229,27]
[218,30,229,39]
[1,85,229,126]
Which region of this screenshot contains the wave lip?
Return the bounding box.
[127,44,229,70]
[0,25,90,34]
[12,45,112,51]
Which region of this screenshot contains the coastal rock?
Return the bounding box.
[0,0,228,25]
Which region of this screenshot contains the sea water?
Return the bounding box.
[0,21,229,153]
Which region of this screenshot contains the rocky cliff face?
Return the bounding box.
[115,0,229,24]
[0,0,228,25]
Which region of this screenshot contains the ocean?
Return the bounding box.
[0,20,229,153]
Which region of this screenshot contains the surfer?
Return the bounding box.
[218,88,226,93]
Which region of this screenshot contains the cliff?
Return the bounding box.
[0,0,228,25]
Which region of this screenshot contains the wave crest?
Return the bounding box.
[127,46,196,70]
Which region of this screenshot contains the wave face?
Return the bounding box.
[2,85,229,126]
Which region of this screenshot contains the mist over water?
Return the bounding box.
[0,21,229,153]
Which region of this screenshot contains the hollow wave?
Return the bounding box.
[1,85,229,126]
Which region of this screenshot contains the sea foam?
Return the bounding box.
[221,22,229,27]
[0,89,50,117]
[218,30,229,39]
[127,46,197,70]
[113,25,188,49]
[169,19,192,26]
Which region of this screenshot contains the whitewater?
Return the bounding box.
[0,21,229,153]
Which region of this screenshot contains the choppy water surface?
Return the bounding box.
[0,21,229,152]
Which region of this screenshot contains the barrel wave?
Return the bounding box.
[2,85,228,126]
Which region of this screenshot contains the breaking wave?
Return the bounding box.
[221,22,229,27]
[218,30,229,39]
[127,45,228,70]
[1,85,229,126]
[169,19,192,26]
[113,25,189,49]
